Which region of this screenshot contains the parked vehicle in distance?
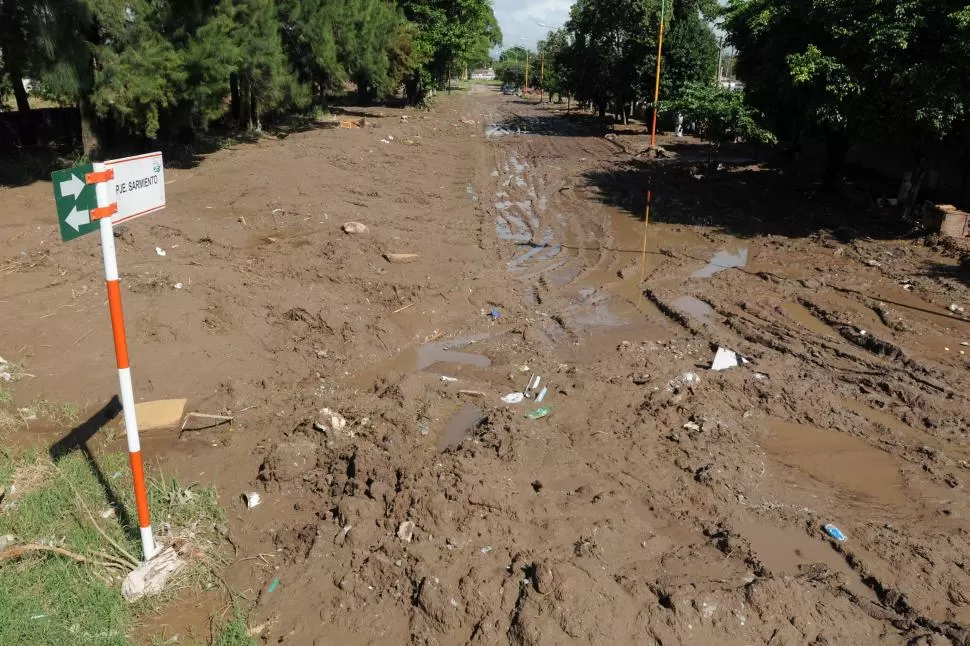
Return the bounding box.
[501,84,515,95]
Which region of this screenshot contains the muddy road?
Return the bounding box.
[2,85,969,645]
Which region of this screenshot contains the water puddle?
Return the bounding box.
[692,247,749,279]
[762,419,905,506]
[738,519,875,601]
[780,301,837,337]
[673,295,714,324]
[385,336,491,373]
[438,404,486,451]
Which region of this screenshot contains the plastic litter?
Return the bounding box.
[525,406,552,420]
[243,492,261,509]
[489,308,501,320]
[397,520,415,543]
[535,386,548,403]
[501,392,525,404]
[710,347,750,371]
[267,578,280,593]
[155,247,166,257]
[823,524,846,542]
[440,376,458,383]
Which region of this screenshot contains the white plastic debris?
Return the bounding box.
[535,386,548,403]
[342,221,368,234]
[397,520,415,543]
[244,492,261,509]
[174,283,183,289]
[440,376,458,383]
[501,392,525,404]
[710,347,750,371]
[122,546,185,602]
[314,408,347,434]
[683,421,701,432]
[155,247,166,257]
[667,372,700,392]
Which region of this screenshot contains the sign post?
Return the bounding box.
[52,152,166,562]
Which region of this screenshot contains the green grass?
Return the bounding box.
[212,612,257,646]
[0,450,232,644]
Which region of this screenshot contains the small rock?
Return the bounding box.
[864,259,881,267]
[397,520,415,543]
[384,253,419,264]
[342,221,368,234]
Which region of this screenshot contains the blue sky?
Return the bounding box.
[492,0,572,52]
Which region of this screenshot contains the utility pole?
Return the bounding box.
[649,0,666,147]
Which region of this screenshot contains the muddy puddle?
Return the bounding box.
[692,246,749,279]
[840,399,968,460]
[438,404,486,451]
[780,301,837,337]
[738,519,876,601]
[673,295,714,324]
[761,419,905,507]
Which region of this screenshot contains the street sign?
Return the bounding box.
[50,152,165,243]
[107,152,166,224]
[49,153,167,561]
[52,163,99,242]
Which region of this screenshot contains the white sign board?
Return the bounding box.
[106,152,166,225]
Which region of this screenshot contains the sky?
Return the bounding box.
[492,0,573,53]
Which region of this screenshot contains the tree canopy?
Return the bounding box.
[1,0,502,154]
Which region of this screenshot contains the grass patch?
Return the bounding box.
[212,612,257,646]
[0,450,231,644]
[21,398,81,427]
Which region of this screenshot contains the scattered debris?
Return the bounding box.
[392,302,415,314]
[535,386,548,403]
[460,119,476,125]
[174,282,183,289]
[440,376,458,383]
[480,546,492,554]
[380,138,390,144]
[525,406,552,420]
[823,524,846,542]
[950,303,965,314]
[501,392,525,404]
[864,259,881,267]
[342,221,368,234]
[243,492,262,509]
[314,408,348,434]
[339,118,364,129]
[122,545,185,602]
[384,253,420,264]
[710,347,750,371]
[458,390,486,397]
[683,421,701,432]
[99,508,116,519]
[155,247,167,257]
[667,372,700,392]
[397,520,416,543]
[0,356,16,382]
[267,577,280,593]
[418,420,430,436]
[0,535,16,550]
[489,307,501,320]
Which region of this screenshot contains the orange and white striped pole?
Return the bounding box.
[88,162,156,562]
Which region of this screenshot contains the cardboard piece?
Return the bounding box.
[135,399,187,430]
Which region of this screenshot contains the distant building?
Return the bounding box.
[471,68,496,80]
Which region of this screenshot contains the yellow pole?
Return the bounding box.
[649,0,666,147]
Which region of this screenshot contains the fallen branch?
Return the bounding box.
[0,543,112,568]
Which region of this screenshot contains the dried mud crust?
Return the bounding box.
[1,87,968,645]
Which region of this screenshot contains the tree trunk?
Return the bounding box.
[230,73,241,124]
[11,74,30,113]
[78,94,101,159]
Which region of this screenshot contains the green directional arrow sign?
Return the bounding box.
[51,163,99,242]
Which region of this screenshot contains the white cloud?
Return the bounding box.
[492,0,572,50]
